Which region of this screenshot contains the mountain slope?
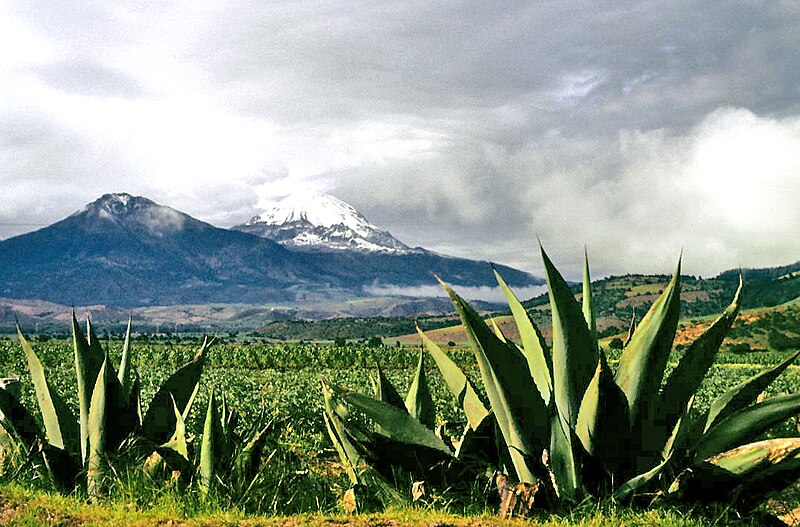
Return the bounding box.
[0,193,543,307]
[232,192,415,253]
[0,194,333,306]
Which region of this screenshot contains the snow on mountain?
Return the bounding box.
[74,192,189,236]
[232,192,419,254]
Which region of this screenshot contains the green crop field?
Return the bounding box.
[2,333,800,524]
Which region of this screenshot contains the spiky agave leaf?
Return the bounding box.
[233,422,272,483]
[17,325,79,453]
[695,393,800,461]
[624,307,637,347]
[582,248,597,341]
[657,277,742,440]
[540,245,597,427]
[322,380,367,485]
[549,411,581,499]
[0,384,40,447]
[199,389,224,491]
[417,326,490,432]
[489,317,508,343]
[615,258,681,461]
[73,314,104,464]
[117,316,135,402]
[494,268,553,406]
[576,350,630,472]
[87,356,109,499]
[705,438,800,477]
[150,395,194,478]
[613,403,688,501]
[325,380,452,455]
[405,349,436,429]
[374,364,406,411]
[704,349,800,433]
[443,280,547,485]
[142,336,213,444]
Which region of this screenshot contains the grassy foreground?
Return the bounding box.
[0,482,782,527]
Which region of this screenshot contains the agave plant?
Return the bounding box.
[322,247,800,515]
[0,315,213,498]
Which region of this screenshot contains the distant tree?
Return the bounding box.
[447,341,456,347]
[367,336,383,347]
[334,337,347,347]
[608,337,624,350]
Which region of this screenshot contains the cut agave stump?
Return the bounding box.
[321,246,800,518]
[496,473,542,519]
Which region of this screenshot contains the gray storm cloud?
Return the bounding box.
[0,1,798,279]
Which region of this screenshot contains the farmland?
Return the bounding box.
[2,300,800,523]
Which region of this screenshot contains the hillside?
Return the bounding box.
[394,266,800,346]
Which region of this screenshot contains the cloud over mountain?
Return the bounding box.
[0,2,798,279]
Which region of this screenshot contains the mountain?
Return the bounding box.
[232,192,416,253]
[0,193,333,306]
[0,193,543,307]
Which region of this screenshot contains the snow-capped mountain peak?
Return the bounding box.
[249,192,373,235]
[233,192,417,254]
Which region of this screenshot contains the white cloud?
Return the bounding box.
[364,284,549,303]
[0,1,798,283]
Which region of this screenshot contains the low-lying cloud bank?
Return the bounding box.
[364,284,549,304]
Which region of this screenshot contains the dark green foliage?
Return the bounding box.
[321,249,800,516]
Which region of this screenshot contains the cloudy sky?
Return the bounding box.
[1,1,799,280]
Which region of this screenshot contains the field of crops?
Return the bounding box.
[2,333,800,518]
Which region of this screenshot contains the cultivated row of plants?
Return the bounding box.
[323,248,800,516]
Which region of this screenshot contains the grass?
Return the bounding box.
[0,481,771,527]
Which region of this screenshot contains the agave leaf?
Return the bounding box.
[326,380,452,455]
[615,259,681,442]
[613,456,670,501]
[322,379,368,485]
[161,395,189,461]
[549,411,581,499]
[17,325,79,453]
[541,245,597,427]
[695,393,800,461]
[173,381,197,423]
[117,316,134,401]
[40,443,81,491]
[73,313,104,464]
[494,268,553,406]
[87,356,109,499]
[658,277,742,438]
[624,307,637,347]
[705,349,800,433]
[404,349,436,429]
[130,372,143,425]
[142,336,213,443]
[374,364,406,412]
[233,422,272,482]
[199,389,223,491]
[582,248,597,340]
[662,396,695,462]
[576,350,630,471]
[489,317,507,343]
[614,387,689,500]
[706,438,800,477]
[0,385,40,446]
[443,280,546,484]
[417,326,489,432]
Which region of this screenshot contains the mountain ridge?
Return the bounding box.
[0,193,542,307]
